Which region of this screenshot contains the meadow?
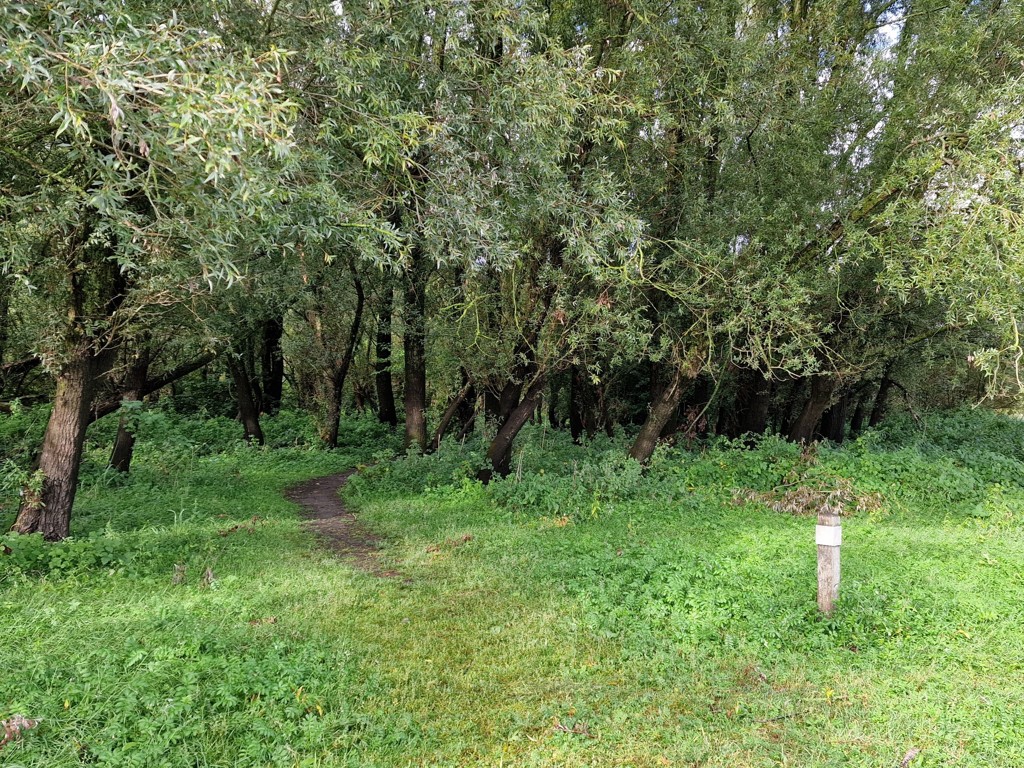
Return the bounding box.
[2,407,1024,766]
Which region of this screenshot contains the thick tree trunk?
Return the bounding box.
[12,222,126,539]
[374,287,398,428]
[787,375,837,443]
[496,379,525,425]
[228,357,264,445]
[478,376,546,483]
[629,366,688,463]
[12,345,108,540]
[403,248,428,452]
[260,317,285,415]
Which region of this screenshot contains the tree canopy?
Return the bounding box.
[2,0,1022,538]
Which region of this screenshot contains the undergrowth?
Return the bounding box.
[2,407,1024,765]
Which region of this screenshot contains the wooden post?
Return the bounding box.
[816,507,842,614]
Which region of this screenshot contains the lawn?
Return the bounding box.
[2,409,1024,766]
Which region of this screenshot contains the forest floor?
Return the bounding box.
[2,409,1024,766]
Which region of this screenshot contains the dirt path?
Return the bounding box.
[286,470,399,577]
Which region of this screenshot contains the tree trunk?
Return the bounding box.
[12,345,109,540]
[734,369,772,437]
[109,415,138,473]
[403,247,428,452]
[374,286,398,428]
[485,388,502,423]
[777,377,806,435]
[0,357,42,397]
[228,357,264,445]
[109,350,151,473]
[432,378,473,451]
[456,394,478,441]
[478,376,546,483]
[787,375,836,443]
[628,366,688,463]
[90,351,216,423]
[849,389,870,436]
[325,272,365,448]
[496,379,525,425]
[456,376,476,433]
[547,378,561,428]
[569,364,587,444]
[260,317,285,415]
[819,393,848,444]
[0,277,9,367]
[868,370,893,427]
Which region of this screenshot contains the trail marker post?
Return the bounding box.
[816,507,841,614]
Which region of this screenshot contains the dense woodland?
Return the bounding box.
[1,0,1023,541]
[6,3,1024,765]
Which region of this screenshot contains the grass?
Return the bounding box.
[3,408,1024,766]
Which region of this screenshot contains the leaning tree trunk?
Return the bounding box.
[325,272,364,448]
[628,366,688,463]
[433,375,473,451]
[787,375,837,443]
[90,351,216,423]
[374,286,398,428]
[403,248,428,452]
[12,345,107,540]
[228,357,265,445]
[478,376,546,483]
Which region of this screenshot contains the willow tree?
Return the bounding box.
[1,2,295,539]
[606,0,1024,458]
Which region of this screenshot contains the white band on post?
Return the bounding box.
[816,524,842,547]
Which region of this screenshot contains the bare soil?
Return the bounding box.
[286,471,399,577]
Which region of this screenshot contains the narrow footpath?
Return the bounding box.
[285,470,399,577]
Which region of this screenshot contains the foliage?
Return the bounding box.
[0,411,1023,764]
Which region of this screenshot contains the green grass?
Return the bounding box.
[3,409,1024,766]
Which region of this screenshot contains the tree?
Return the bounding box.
[1,1,295,538]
